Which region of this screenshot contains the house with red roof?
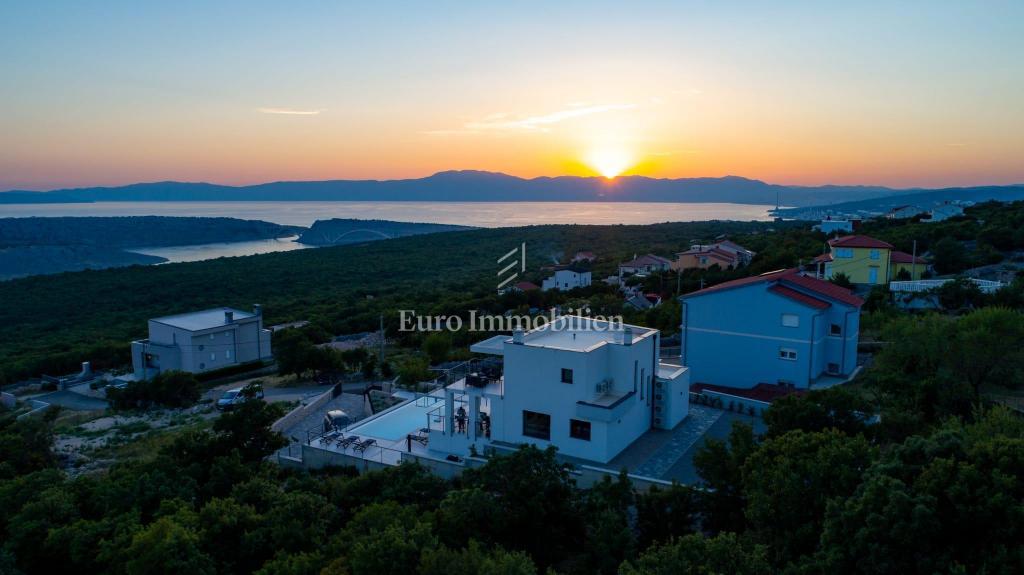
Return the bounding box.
[618,254,672,277]
[814,234,894,285]
[679,268,863,390]
[672,240,756,272]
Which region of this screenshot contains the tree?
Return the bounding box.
[620,533,771,575]
[931,237,970,274]
[397,357,432,387]
[830,272,853,289]
[419,541,537,575]
[0,410,57,479]
[693,422,758,534]
[451,446,585,569]
[763,387,872,438]
[742,429,876,565]
[422,332,451,365]
[812,409,1024,574]
[634,483,699,548]
[949,307,1024,397]
[124,517,215,575]
[108,370,201,409]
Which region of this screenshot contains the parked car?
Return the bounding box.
[216,384,265,411]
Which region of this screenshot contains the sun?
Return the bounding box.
[586,147,633,179]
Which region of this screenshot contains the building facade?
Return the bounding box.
[815,235,893,285]
[680,269,862,389]
[428,316,689,464]
[541,269,592,291]
[619,254,672,277]
[132,306,273,380]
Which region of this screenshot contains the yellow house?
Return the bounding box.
[890,251,927,280]
[815,235,893,285]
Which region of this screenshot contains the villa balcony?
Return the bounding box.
[890,278,1004,294]
[576,390,636,422]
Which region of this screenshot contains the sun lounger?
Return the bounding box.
[337,436,359,449]
[353,438,377,453]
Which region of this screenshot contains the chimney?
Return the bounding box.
[224,310,234,323]
[253,304,262,316]
[512,329,524,345]
[622,326,633,346]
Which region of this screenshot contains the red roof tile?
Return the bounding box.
[813,253,833,263]
[513,281,539,291]
[682,268,863,308]
[769,285,831,309]
[890,251,926,264]
[781,273,864,307]
[828,235,894,249]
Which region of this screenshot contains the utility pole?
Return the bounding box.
[911,239,917,281]
[379,314,385,365]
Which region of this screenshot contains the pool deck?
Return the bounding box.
[297,392,765,486]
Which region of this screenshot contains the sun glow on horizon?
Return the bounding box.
[585,147,634,179]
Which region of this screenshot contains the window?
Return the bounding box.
[522,411,551,440]
[199,363,206,369]
[569,419,591,441]
[827,362,841,374]
[837,248,853,258]
[210,352,216,361]
[209,334,215,340]
[560,368,574,384]
[781,313,800,327]
[779,348,798,361]
[830,323,842,336]
[225,350,231,359]
[198,344,205,351]
[870,249,880,260]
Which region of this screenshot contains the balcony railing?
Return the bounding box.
[890,278,1004,294]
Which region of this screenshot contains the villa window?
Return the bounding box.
[830,323,842,336]
[870,249,880,260]
[225,350,231,359]
[569,419,591,441]
[198,344,205,351]
[523,410,551,440]
[837,248,853,258]
[561,368,574,384]
[828,362,841,374]
[210,352,216,361]
[209,333,215,340]
[781,314,799,328]
[779,348,798,361]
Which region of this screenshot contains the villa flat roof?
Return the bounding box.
[151,307,256,331]
[520,316,656,352]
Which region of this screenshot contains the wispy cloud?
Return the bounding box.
[423,103,636,135]
[258,107,325,116]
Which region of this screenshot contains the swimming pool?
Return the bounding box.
[347,394,445,441]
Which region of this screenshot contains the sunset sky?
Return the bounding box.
[1,1,1022,191]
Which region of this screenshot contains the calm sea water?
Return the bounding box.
[1,201,774,263]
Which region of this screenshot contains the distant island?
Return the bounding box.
[0,216,300,280]
[6,170,1023,208]
[297,218,475,246]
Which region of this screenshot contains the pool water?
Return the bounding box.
[347,394,445,441]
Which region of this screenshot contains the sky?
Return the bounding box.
[1,1,1022,191]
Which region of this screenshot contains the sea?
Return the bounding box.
[0,201,775,263]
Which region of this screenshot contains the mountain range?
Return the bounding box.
[2,171,1023,208]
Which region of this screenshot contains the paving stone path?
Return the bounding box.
[632,404,723,479]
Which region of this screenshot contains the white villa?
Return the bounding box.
[131,306,273,380]
[541,268,592,291]
[299,316,689,470]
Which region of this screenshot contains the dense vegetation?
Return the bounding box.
[0,216,297,248]
[0,219,811,384]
